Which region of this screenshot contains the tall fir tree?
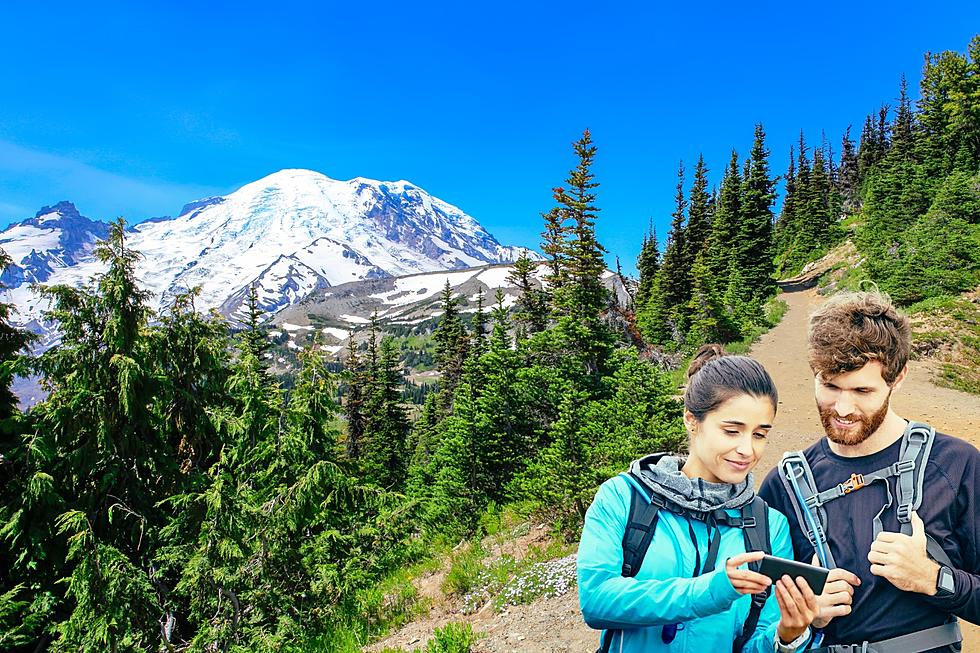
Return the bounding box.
[838,126,861,212]
[343,340,367,462]
[706,150,741,285]
[638,162,689,345]
[634,222,660,311]
[507,252,549,339]
[551,129,609,321]
[361,336,411,490]
[684,154,712,266]
[433,281,470,408]
[737,124,777,302]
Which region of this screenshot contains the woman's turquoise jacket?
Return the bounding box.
[577,473,798,653]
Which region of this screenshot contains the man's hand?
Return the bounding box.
[810,554,860,628]
[868,511,940,595]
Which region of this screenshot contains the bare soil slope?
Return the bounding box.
[369,288,980,652]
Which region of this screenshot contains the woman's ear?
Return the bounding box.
[683,410,699,436]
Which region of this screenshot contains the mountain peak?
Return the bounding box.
[32,201,82,222]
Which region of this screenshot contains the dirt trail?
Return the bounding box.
[368,288,980,652]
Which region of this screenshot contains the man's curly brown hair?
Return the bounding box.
[807,291,911,385]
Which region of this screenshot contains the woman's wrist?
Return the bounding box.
[774,625,810,651]
[776,622,806,645]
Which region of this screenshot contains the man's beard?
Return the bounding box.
[818,393,891,446]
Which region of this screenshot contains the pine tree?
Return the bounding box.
[684,154,712,265]
[552,129,609,320]
[838,126,860,212]
[433,281,470,406]
[706,150,741,285]
[775,145,798,268]
[507,252,549,338]
[634,222,660,311]
[891,75,915,162]
[289,337,341,460]
[343,341,367,461]
[472,287,488,356]
[686,251,739,346]
[738,124,777,302]
[540,207,570,295]
[857,113,880,183]
[153,287,232,473]
[361,336,410,490]
[19,219,170,650]
[638,162,689,345]
[241,284,271,362]
[803,143,833,249]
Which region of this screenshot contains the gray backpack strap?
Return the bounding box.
[896,421,935,534]
[778,451,836,569]
[810,619,961,653]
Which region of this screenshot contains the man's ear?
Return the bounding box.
[891,364,909,392]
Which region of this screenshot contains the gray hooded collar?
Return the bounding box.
[629,453,756,513]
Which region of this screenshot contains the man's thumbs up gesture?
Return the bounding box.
[868,511,941,594]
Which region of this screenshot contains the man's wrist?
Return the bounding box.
[919,559,941,596]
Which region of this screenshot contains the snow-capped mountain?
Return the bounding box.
[0,169,539,348]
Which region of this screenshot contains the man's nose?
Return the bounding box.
[835,393,855,416]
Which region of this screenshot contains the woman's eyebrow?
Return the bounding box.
[721,419,772,429]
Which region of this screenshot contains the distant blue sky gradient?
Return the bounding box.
[2,1,978,273]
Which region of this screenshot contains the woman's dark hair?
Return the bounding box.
[684,344,778,421]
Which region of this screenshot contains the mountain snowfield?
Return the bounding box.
[0,169,539,349]
[270,262,628,357]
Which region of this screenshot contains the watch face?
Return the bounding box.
[939,566,955,595]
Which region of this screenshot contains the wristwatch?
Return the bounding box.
[936,565,956,597]
[775,627,810,652]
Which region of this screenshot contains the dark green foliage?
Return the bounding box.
[634,222,660,311]
[637,162,688,345]
[706,150,742,284]
[686,252,739,346]
[433,282,470,405]
[507,252,548,338]
[838,126,861,213]
[551,130,610,322]
[684,155,712,265]
[772,36,980,308]
[735,124,777,303]
[240,284,271,362]
[361,336,411,490]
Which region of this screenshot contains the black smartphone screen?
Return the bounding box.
[758,554,829,594]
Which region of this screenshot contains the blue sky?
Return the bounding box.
[2,1,978,274]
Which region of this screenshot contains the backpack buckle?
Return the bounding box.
[897,503,913,521]
[893,459,916,474]
[840,473,866,494]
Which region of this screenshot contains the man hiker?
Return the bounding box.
[759,291,979,652]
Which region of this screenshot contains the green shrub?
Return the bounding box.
[424,622,481,653]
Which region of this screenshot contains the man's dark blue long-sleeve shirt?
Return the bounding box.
[759,428,980,649]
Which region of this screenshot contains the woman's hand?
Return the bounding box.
[725,551,771,595]
[774,575,819,645]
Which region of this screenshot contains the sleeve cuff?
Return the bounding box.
[774,626,811,652]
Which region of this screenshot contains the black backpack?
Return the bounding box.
[596,471,772,653]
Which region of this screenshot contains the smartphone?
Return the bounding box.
[758,554,829,594]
